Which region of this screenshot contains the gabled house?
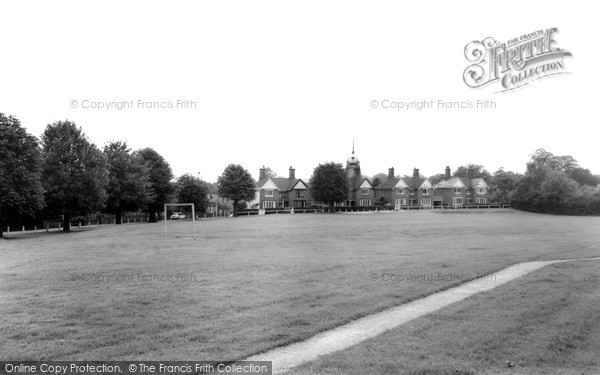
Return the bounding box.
[255,166,310,209]
[434,166,491,206]
[352,178,374,207]
[396,168,434,207]
[375,167,434,208]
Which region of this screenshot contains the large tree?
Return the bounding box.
[512,149,600,215]
[103,141,151,224]
[491,168,521,205]
[0,113,45,236]
[569,167,598,187]
[217,164,256,217]
[135,148,174,222]
[309,162,349,212]
[41,121,108,231]
[176,174,208,215]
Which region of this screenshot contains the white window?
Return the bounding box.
[476,197,487,204]
[420,198,432,206]
[263,201,275,209]
[361,189,370,196]
[454,187,462,194]
[359,199,372,206]
[295,190,304,197]
[421,188,430,195]
[397,188,405,195]
[476,187,487,195]
[265,189,273,197]
[453,197,464,205]
[278,201,284,208]
[395,198,407,206]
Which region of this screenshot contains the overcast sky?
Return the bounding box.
[1,1,596,182]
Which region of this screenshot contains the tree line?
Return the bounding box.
[2,112,599,237]
[0,114,256,235]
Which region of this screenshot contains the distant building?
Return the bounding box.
[375,168,434,208]
[255,166,310,209]
[205,183,230,214]
[251,149,492,210]
[433,166,491,206]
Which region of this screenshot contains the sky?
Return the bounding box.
[1,1,597,183]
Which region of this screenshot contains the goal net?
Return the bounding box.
[164,203,197,239]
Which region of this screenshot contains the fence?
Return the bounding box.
[237,204,510,215]
[1,215,148,237]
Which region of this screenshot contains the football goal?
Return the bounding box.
[164,203,197,240]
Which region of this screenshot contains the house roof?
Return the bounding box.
[376,176,433,190]
[375,177,400,190]
[401,177,428,189]
[257,178,308,192]
[435,177,489,189]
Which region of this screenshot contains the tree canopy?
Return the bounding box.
[0,113,45,236]
[217,164,256,216]
[41,121,108,231]
[103,141,151,224]
[176,174,208,215]
[309,162,349,212]
[511,149,600,215]
[135,148,174,222]
[490,168,522,205]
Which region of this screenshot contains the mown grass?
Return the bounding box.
[0,210,599,361]
[287,260,600,375]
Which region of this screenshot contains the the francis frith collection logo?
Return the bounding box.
[463,28,572,92]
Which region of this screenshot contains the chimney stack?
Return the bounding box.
[445,166,451,180]
[468,167,474,180]
[413,168,419,178]
[289,166,295,179]
[259,166,267,181]
[388,167,395,179]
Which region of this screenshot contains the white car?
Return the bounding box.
[170,212,186,220]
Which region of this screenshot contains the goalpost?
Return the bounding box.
[164,203,196,240]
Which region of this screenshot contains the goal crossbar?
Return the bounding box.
[164,203,196,240]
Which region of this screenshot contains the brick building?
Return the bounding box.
[255,166,310,209]
[433,166,491,206]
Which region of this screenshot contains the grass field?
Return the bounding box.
[1,210,599,366]
[288,260,600,375]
